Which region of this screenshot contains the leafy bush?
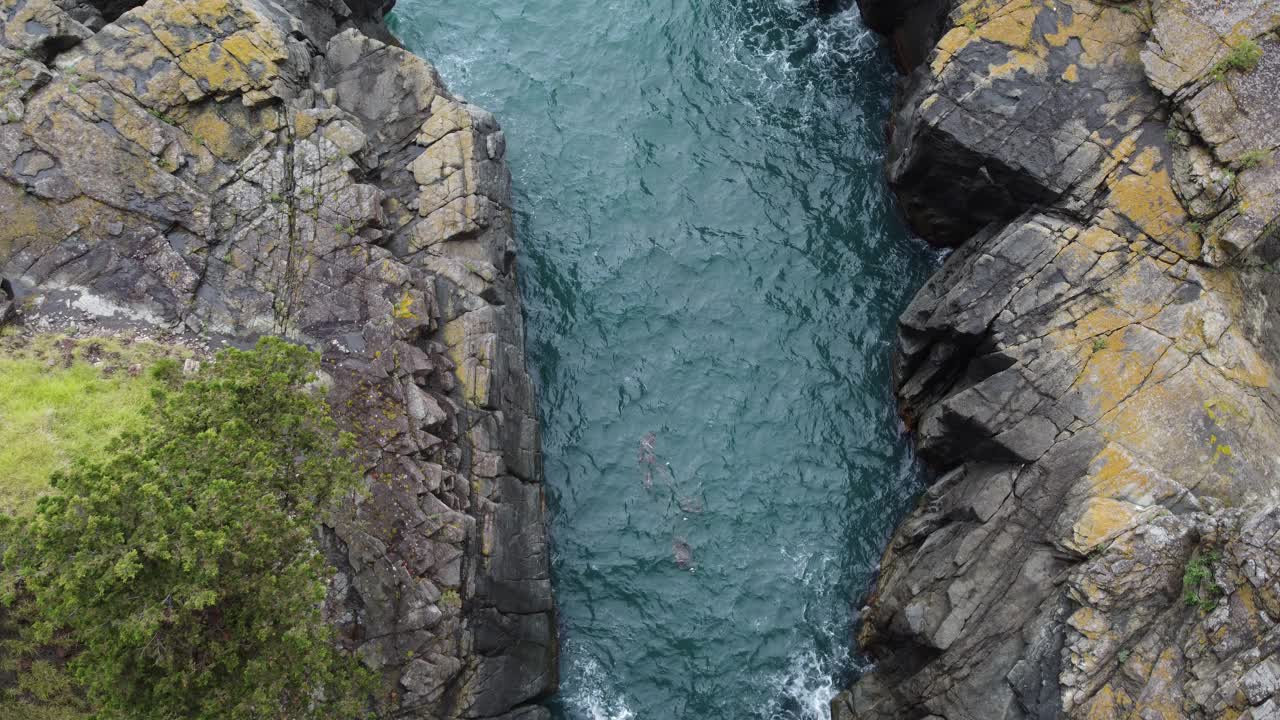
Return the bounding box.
[1182,549,1222,612]
[2,338,370,719]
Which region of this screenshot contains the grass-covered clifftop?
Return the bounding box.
[0,333,195,515]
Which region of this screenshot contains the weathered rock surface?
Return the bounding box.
[841,1,1280,718]
[0,0,555,717]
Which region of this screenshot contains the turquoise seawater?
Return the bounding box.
[391,2,935,718]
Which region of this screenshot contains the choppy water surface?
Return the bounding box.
[392,2,936,718]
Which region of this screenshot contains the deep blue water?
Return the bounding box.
[391,2,935,717]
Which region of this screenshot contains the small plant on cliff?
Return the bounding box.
[1091,336,1109,352]
[146,107,177,126]
[1182,549,1222,613]
[1211,38,1263,82]
[1,338,371,720]
[1237,149,1270,170]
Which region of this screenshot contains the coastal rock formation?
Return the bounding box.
[0,0,555,717]
[840,1,1280,718]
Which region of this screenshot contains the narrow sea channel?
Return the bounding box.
[391,2,936,717]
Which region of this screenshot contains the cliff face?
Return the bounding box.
[841,1,1280,719]
[0,1,554,717]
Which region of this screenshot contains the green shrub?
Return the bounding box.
[2,338,370,720]
[1183,550,1222,612]
[1212,38,1263,81]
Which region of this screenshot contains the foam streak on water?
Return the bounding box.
[391,1,936,718]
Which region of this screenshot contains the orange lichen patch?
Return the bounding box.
[1132,647,1186,720]
[1067,307,1139,345]
[293,110,319,139]
[976,0,1040,50]
[1058,261,1169,347]
[1074,327,1169,418]
[1068,605,1109,639]
[1232,583,1271,637]
[933,1,1053,78]
[137,0,248,55]
[1084,444,1170,506]
[1080,683,1135,720]
[988,48,1049,78]
[392,290,419,321]
[1098,355,1273,504]
[183,105,238,159]
[932,27,976,75]
[1105,146,1201,259]
[178,41,254,95]
[71,86,171,157]
[1064,497,1146,550]
[1062,63,1080,82]
[1213,337,1275,389]
[132,0,286,99]
[184,0,244,27]
[1056,1,1145,66]
[1076,225,1127,254]
[220,32,284,76]
[1103,130,1142,167]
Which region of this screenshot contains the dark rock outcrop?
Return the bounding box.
[0,0,555,717]
[843,1,1280,718]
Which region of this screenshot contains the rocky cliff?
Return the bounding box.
[0,0,555,717]
[839,1,1280,718]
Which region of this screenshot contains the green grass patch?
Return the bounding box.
[1238,149,1270,170]
[0,334,194,515]
[1212,38,1263,82]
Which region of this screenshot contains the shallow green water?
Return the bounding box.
[392,2,935,717]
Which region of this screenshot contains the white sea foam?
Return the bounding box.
[757,550,853,720]
[709,1,878,136]
[565,655,636,720]
[770,647,840,720]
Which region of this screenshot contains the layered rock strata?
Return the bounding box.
[0,0,555,717]
[839,1,1280,718]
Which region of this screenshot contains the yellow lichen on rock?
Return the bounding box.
[976,1,1039,50]
[931,27,975,76]
[1082,444,1166,506]
[1070,325,1165,418]
[1080,683,1135,720]
[1065,496,1149,554]
[1105,147,1202,259]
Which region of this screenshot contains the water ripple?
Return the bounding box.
[392,1,938,717]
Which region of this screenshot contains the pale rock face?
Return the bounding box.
[841,0,1280,719]
[0,1,554,717]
